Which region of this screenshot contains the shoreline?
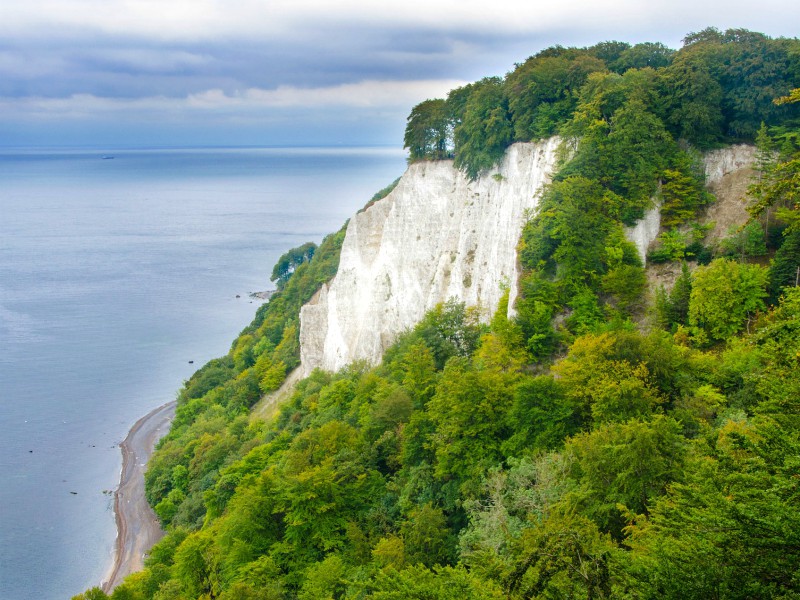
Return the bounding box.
[102,401,177,593]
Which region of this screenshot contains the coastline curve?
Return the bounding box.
[102,401,176,593]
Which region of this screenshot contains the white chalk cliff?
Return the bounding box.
[299,137,560,375]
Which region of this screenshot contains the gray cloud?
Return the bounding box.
[0,0,798,146]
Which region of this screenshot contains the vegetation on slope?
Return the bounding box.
[76,28,800,600]
[143,224,347,530]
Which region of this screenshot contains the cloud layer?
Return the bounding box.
[1,0,798,146]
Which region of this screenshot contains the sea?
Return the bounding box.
[0,146,407,600]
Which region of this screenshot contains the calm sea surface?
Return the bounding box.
[0,146,406,600]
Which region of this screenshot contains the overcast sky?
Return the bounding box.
[1,1,798,147]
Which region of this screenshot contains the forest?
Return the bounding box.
[76,28,800,599]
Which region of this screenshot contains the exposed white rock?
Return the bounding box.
[704,144,757,186]
[702,144,757,241]
[299,138,561,375]
[623,144,757,263]
[625,204,661,265]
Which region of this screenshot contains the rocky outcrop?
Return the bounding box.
[299,138,560,375]
[704,144,757,187]
[624,144,757,263]
[702,144,757,242]
[625,204,662,265]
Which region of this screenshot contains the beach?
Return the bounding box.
[102,401,176,592]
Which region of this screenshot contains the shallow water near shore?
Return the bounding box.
[0,146,406,600]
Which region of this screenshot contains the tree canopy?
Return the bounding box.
[403,28,799,179]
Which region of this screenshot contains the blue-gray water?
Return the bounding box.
[0,146,406,600]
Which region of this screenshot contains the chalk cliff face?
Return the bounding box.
[299,138,560,375]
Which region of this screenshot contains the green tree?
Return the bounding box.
[460,453,576,567]
[298,555,346,600]
[172,532,216,598]
[588,40,631,65]
[271,242,317,290]
[401,503,453,567]
[612,42,675,73]
[505,53,605,141]
[601,263,646,313]
[561,78,675,224]
[71,588,109,600]
[659,151,714,227]
[426,346,519,483]
[719,221,769,260]
[414,300,485,370]
[553,332,665,426]
[512,270,558,359]
[648,229,690,263]
[716,30,798,139]
[368,565,504,599]
[748,92,800,242]
[658,49,725,147]
[404,98,452,161]
[628,418,800,599]
[768,229,800,302]
[453,77,513,180]
[505,508,618,599]
[520,176,616,288]
[565,287,605,334]
[602,99,674,219]
[445,83,477,129]
[397,341,438,408]
[689,258,769,341]
[218,581,280,600]
[566,415,686,537]
[503,376,579,454]
[667,262,693,327]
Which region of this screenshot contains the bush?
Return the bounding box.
[689,258,769,342]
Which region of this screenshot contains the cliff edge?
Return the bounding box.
[299,138,560,375]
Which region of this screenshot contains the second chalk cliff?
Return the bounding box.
[623,143,757,265]
[299,138,560,375]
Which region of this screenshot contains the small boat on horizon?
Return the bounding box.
[101,155,115,160]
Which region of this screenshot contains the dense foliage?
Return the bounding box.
[137,225,348,533]
[78,288,800,600]
[77,28,800,600]
[404,28,800,179]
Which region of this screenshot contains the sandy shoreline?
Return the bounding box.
[102,401,177,593]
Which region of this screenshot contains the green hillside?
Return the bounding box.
[77,28,800,600]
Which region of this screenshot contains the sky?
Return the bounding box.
[1,0,798,148]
